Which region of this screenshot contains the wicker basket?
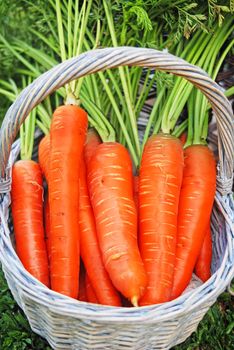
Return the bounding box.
[0,47,234,350]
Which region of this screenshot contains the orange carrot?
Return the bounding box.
[39,135,51,258]
[133,175,139,209]
[85,274,99,304]
[84,128,102,166]
[49,105,88,298]
[171,145,216,299]
[38,133,50,181]
[78,262,87,302]
[139,134,184,305]
[179,132,187,147]
[88,142,147,306]
[79,156,121,306]
[195,224,212,282]
[133,175,140,247]
[44,192,51,260]
[11,160,49,287]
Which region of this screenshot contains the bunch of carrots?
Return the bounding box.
[3,0,233,309]
[11,97,216,307]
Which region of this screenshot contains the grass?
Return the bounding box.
[0,268,50,350]
[0,268,233,350]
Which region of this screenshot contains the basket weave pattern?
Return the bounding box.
[0,47,233,350]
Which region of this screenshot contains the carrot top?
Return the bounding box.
[140,17,233,144]
[185,18,233,147]
[18,79,37,161]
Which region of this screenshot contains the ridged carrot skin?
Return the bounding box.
[171,145,216,299]
[79,157,121,306]
[84,128,101,165]
[44,193,51,260]
[133,175,139,209]
[179,132,187,147]
[88,142,147,306]
[38,133,50,181]
[11,160,49,287]
[39,135,51,258]
[139,134,184,306]
[195,224,212,282]
[85,274,99,304]
[49,105,88,298]
[133,175,139,240]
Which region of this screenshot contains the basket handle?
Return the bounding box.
[0,47,233,194]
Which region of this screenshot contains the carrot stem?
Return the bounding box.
[131,67,143,105]
[103,0,140,161]
[197,20,233,140]
[44,97,53,117]
[160,30,212,134]
[172,119,188,139]
[67,0,73,59]
[185,93,194,148]
[189,17,233,144]
[27,109,36,160]
[90,74,101,109]
[72,0,81,59]
[74,0,93,97]
[36,120,49,136]
[135,70,157,119]
[143,87,165,147]
[55,0,67,62]
[79,92,115,142]
[55,0,69,95]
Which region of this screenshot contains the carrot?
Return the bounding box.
[139,134,184,305]
[49,105,88,298]
[133,175,139,209]
[39,135,51,258]
[79,156,121,306]
[44,192,51,260]
[11,160,49,287]
[171,145,216,299]
[179,132,187,147]
[133,175,140,247]
[195,224,212,282]
[38,133,50,181]
[84,128,102,165]
[88,142,147,306]
[85,274,99,304]
[81,127,121,306]
[78,262,87,302]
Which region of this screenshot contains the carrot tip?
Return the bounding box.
[131,296,139,307]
